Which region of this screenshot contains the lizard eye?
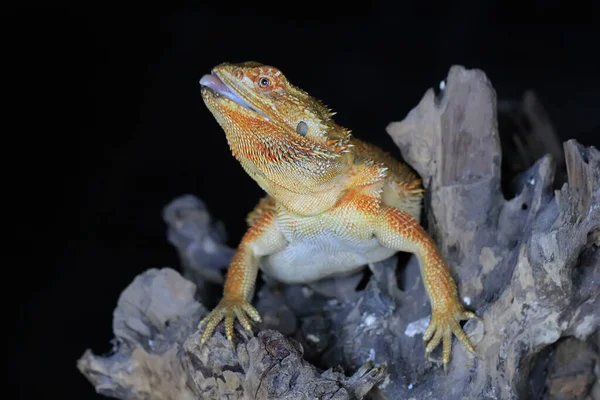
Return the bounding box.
[258,77,271,88]
[296,121,308,136]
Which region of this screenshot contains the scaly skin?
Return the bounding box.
[198,62,477,368]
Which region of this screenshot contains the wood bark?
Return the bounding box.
[78,66,600,400]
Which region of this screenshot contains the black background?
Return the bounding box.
[9,3,599,399]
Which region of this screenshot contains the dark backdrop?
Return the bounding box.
[9,3,599,399]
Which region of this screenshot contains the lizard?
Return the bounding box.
[198,61,478,368]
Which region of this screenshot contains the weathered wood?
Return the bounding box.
[77,268,385,399]
[385,66,599,399]
[78,66,599,400]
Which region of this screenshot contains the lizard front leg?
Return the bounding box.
[375,206,477,369]
[199,197,287,344]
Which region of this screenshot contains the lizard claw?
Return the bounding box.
[423,303,478,370]
[198,297,262,345]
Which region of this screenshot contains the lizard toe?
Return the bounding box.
[198,298,261,345]
[423,305,478,368]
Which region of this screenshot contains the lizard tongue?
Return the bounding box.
[199,74,256,112]
[199,74,270,120]
[199,74,230,94]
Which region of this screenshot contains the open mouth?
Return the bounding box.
[199,73,269,120]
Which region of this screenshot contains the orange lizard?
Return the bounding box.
[198,62,477,368]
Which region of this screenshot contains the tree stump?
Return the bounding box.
[78,66,599,400]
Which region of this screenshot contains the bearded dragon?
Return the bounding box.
[198,62,477,368]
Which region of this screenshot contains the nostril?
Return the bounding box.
[234,69,244,80]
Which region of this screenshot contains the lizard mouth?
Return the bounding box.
[199,73,270,120]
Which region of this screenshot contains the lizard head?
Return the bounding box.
[200,62,353,213]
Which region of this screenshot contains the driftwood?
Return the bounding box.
[78,66,599,399]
